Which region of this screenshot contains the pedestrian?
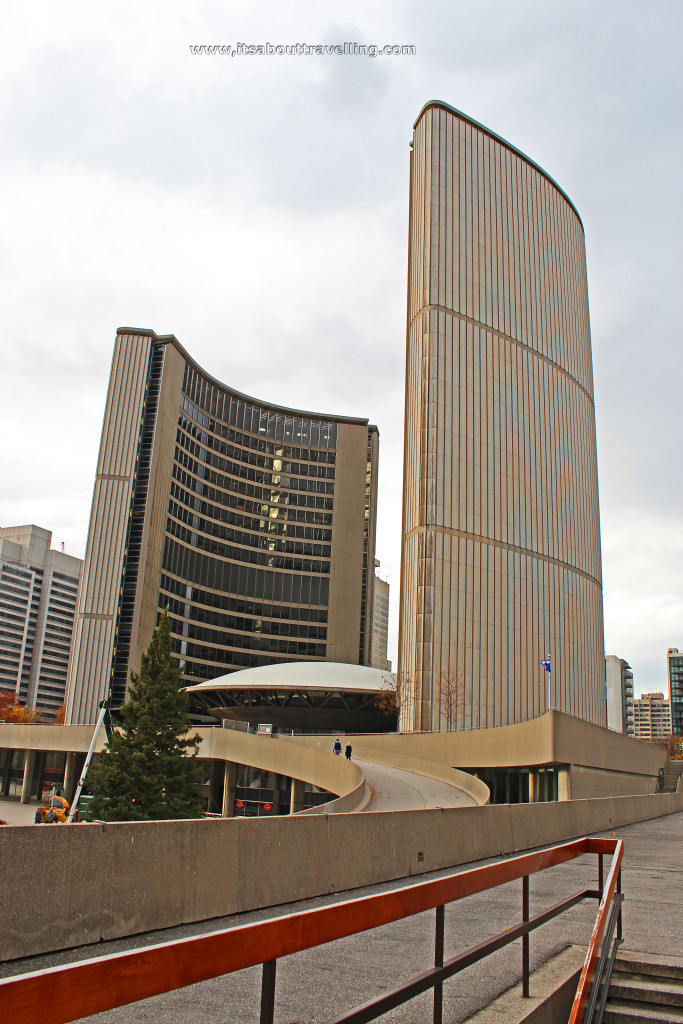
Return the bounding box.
[332,738,342,756]
[345,743,352,761]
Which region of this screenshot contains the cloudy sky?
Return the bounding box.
[1,1,680,695]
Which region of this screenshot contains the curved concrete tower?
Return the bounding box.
[399,102,606,732]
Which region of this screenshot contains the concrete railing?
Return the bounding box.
[2,791,682,961]
[196,728,367,807]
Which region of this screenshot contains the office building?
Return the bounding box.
[605,656,635,736]
[667,648,683,736]
[633,692,671,741]
[66,329,379,725]
[399,102,606,732]
[0,525,82,717]
[371,572,391,671]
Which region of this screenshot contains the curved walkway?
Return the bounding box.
[357,759,478,810]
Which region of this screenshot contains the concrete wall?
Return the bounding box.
[569,764,657,799]
[2,792,681,961]
[297,711,665,797]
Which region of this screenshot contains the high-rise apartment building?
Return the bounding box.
[605,655,635,736]
[633,692,671,741]
[66,329,379,725]
[667,648,683,736]
[0,525,82,716]
[371,572,391,671]
[399,102,606,732]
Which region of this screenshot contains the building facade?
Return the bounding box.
[371,572,391,671]
[605,656,635,736]
[399,102,606,732]
[66,329,379,725]
[0,526,82,717]
[633,692,671,741]
[667,648,683,736]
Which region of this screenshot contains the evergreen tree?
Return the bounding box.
[88,613,204,821]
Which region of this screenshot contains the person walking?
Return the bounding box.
[345,743,352,761]
[332,738,342,756]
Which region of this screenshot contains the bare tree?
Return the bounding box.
[436,668,465,731]
[374,672,416,726]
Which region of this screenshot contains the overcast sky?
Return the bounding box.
[1,1,681,696]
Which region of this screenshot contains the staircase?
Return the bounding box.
[660,759,683,793]
[603,951,683,1022]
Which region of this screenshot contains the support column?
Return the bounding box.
[209,761,223,814]
[0,750,8,796]
[2,751,12,796]
[271,774,282,815]
[558,767,570,802]
[221,761,237,818]
[528,771,537,803]
[290,778,306,814]
[35,751,47,798]
[63,753,78,803]
[20,751,36,804]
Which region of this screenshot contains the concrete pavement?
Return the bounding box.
[359,759,478,810]
[2,809,680,1023]
[0,798,38,826]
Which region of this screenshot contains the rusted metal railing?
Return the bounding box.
[1,835,622,1024]
[568,838,624,1023]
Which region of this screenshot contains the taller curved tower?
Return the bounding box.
[399,102,606,732]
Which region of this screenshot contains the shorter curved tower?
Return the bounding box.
[399,103,606,732]
[67,329,378,725]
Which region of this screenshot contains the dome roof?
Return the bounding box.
[185,661,394,696]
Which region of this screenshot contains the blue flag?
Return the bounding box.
[540,659,551,673]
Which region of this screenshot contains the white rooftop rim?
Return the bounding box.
[185,661,395,694]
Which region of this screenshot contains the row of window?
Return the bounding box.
[180,403,338,464]
[177,429,337,491]
[1,564,43,579]
[167,501,331,557]
[161,539,330,607]
[177,637,327,664]
[170,481,333,537]
[172,464,335,513]
[180,374,339,450]
[179,418,337,477]
[171,620,325,655]
[160,574,328,622]
[166,517,331,575]
[181,650,303,680]
[164,595,327,640]
[175,447,336,498]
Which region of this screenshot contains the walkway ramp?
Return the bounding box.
[358,759,478,810]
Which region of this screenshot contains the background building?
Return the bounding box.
[371,571,391,671]
[605,655,635,736]
[0,526,82,717]
[399,102,606,732]
[633,692,671,741]
[667,648,683,735]
[66,329,379,725]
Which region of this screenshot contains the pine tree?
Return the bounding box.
[88,613,204,821]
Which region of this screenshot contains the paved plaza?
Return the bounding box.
[2,810,680,1023]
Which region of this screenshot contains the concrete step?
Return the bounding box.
[609,972,683,1007]
[603,999,683,1023]
[615,952,683,983]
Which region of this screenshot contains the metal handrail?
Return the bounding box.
[1,836,621,1024]
[568,838,623,1023]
